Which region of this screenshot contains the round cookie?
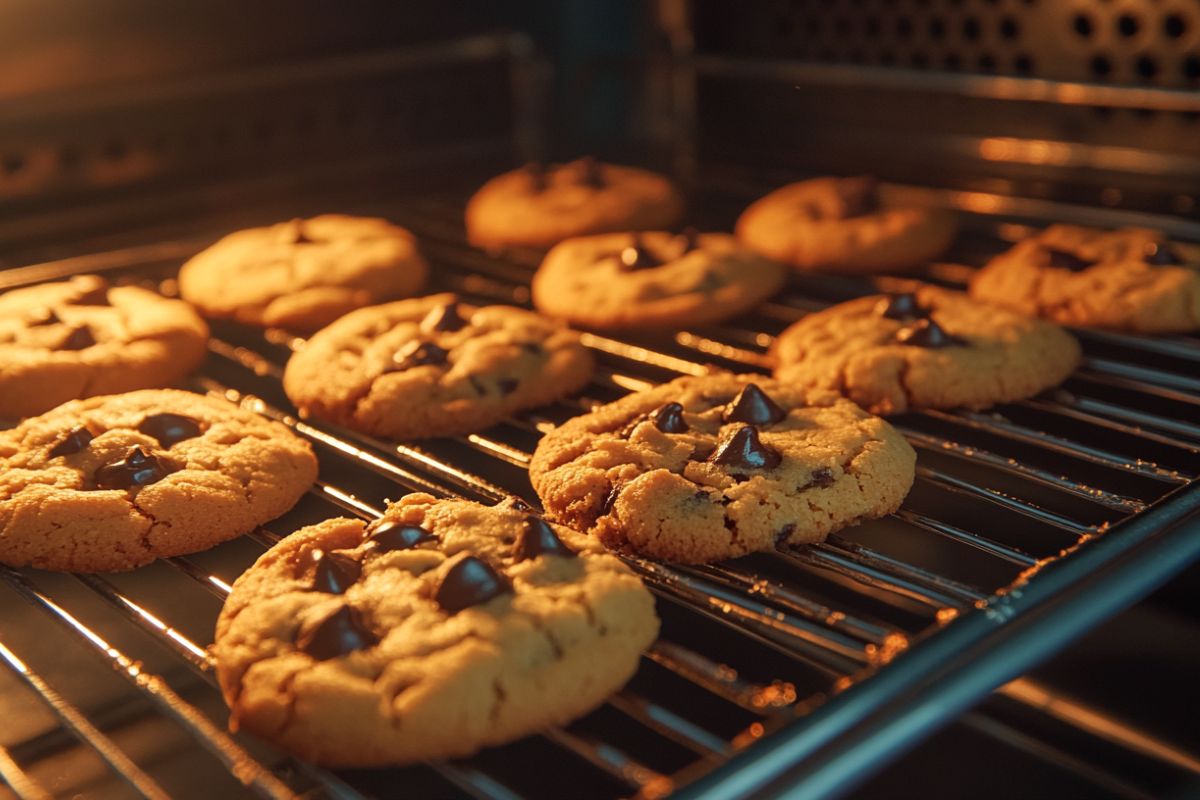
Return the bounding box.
[0,275,209,420]
[0,389,318,572]
[212,493,659,766]
[532,230,788,330]
[771,288,1082,415]
[283,293,595,440]
[529,374,915,564]
[969,224,1200,333]
[465,158,684,250]
[178,215,428,332]
[735,176,957,274]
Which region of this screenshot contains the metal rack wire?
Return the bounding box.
[1,186,1199,800]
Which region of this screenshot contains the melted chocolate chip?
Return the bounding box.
[69,277,111,306]
[578,156,604,188]
[836,176,880,218]
[312,550,362,594]
[367,521,437,552]
[434,556,512,614]
[619,235,663,270]
[525,161,548,192]
[389,341,448,371]
[497,377,519,396]
[519,341,543,356]
[599,484,622,516]
[678,227,700,254]
[775,522,797,546]
[421,303,469,333]
[809,467,835,488]
[498,496,535,513]
[650,402,688,433]
[723,384,787,426]
[1044,248,1095,272]
[878,292,927,321]
[893,318,966,348]
[59,326,96,351]
[94,446,176,490]
[49,426,94,458]
[296,605,377,660]
[1143,242,1184,266]
[137,413,202,447]
[27,308,61,326]
[513,516,576,562]
[709,425,782,470]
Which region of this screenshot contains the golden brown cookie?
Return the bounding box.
[179,215,428,332]
[532,230,787,330]
[212,493,658,766]
[771,288,1082,415]
[0,276,209,420]
[969,224,1200,332]
[530,374,915,564]
[465,158,684,249]
[0,389,318,572]
[736,176,957,274]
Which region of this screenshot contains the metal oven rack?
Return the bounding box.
[1,183,1199,799]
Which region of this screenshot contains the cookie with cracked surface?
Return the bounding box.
[0,275,209,420]
[735,176,957,274]
[532,230,788,330]
[466,158,684,250]
[0,389,318,572]
[283,293,594,439]
[969,224,1200,333]
[529,374,915,564]
[771,288,1082,415]
[212,493,658,766]
[178,215,428,332]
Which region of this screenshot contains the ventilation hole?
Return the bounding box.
[897,17,913,38]
[978,53,997,72]
[929,18,946,39]
[1136,55,1159,80]
[1074,14,1093,37]
[911,52,929,68]
[2,153,25,175]
[1091,54,1113,78]
[1014,54,1034,74]
[1000,17,1020,40]
[963,17,982,40]
[943,52,963,70]
[1117,14,1139,37]
[1165,15,1186,39]
[1186,56,1200,80]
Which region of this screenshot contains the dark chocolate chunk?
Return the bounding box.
[497,377,519,396]
[367,521,437,552]
[619,234,663,270]
[296,605,377,660]
[708,425,782,470]
[878,292,926,321]
[599,484,621,516]
[27,307,61,326]
[1143,241,1184,266]
[69,277,111,306]
[389,341,449,371]
[578,156,604,188]
[94,446,176,490]
[1044,248,1095,272]
[497,496,534,513]
[49,426,94,458]
[723,383,787,426]
[137,413,202,447]
[434,556,512,613]
[524,161,548,192]
[678,227,700,254]
[836,176,880,218]
[513,516,576,562]
[59,326,96,351]
[808,467,835,488]
[893,318,966,348]
[421,303,469,333]
[312,550,362,594]
[775,522,797,546]
[650,402,688,433]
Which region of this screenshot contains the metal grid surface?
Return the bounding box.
[1,183,1199,800]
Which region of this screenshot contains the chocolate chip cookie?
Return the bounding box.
[179,215,429,332]
[465,158,684,249]
[0,276,209,420]
[283,293,595,439]
[532,230,788,330]
[969,224,1200,332]
[529,374,915,564]
[736,176,957,274]
[0,389,318,572]
[212,493,658,766]
[772,288,1082,415]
